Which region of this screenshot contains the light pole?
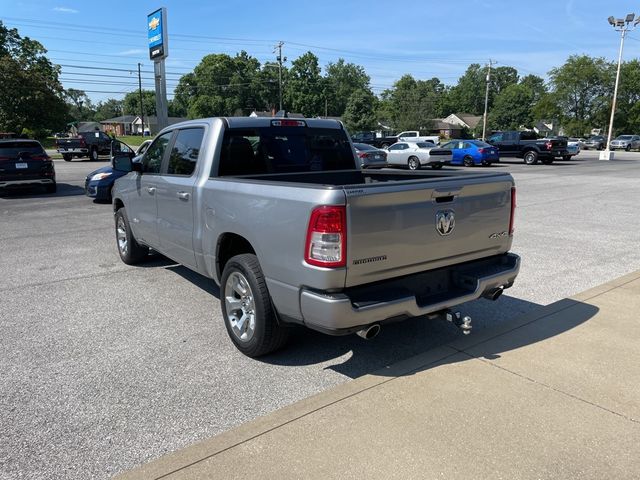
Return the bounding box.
[481,59,496,141]
[600,13,640,160]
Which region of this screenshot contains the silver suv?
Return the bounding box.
[610,135,640,151]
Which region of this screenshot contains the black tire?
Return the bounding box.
[463,156,474,167]
[431,163,443,169]
[89,146,99,161]
[541,158,554,165]
[407,156,420,170]
[598,144,604,151]
[45,182,57,193]
[625,145,631,151]
[63,153,72,162]
[562,155,571,161]
[115,207,149,265]
[380,143,390,149]
[220,254,290,357]
[523,150,538,165]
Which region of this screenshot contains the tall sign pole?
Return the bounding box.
[481,59,496,141]
[147,7,169,132]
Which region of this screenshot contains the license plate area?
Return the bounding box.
[15,163,28,169]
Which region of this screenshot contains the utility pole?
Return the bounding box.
[137,63,145,136]
[481,59,496,141]
[274,41,285,111]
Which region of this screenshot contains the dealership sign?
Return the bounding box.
[148,7,168,60]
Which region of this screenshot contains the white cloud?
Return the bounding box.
[118,49,144,56]
[53,6,79,13]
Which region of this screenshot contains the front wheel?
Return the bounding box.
[463,156,474,167]
[407,156,420,170]
[220,254,290,357]
[541,158,554,165]
[523,151,538,165]
[89,147,99,161]
[63,153,72,162]
[562,155,571,161]
[115,207,149,265]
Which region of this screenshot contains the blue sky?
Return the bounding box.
[2,0,640,103]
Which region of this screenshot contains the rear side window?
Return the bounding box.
[143,131,172,174]
[520,131,537,140]
[0,141,45,158]
[216,126,355,176]
[167,128,204,176]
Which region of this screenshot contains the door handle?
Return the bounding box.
[146,186,156,195]
[177,191,190,200]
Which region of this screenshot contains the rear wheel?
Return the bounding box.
[431,163,443,169]
[380,143,390,149]
[115,207,149,265]
[220,254,290,357]
[63,153,72,162]
[523,151,538,165]
[463,156,474,167]
[45,182,57,193]
[407,156,420,170]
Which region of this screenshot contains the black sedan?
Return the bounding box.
[0,139,56,193]
[85,139,151,202]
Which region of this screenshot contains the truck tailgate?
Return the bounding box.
[344,175,514,287]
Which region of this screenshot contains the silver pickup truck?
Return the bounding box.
[111,117,520,357]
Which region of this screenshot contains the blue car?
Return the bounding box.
[85,139,152,202]
[439,139,500,167]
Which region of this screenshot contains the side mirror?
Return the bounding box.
[113,156,142,172]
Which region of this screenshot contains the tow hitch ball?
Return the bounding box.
[446,311,472,335]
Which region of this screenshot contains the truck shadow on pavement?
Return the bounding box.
[263,296,599,380]
[156,262,598,381]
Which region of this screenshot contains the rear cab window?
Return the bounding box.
[215,124,355,176]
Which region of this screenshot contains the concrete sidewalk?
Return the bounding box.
[117,271,640,480]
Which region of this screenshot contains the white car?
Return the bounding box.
[385,142,450,170]
[396,131,440,145]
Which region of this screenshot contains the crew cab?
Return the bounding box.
[56,130,113,162]
[397,131,440,145]
[111,117,520,357]
[487,131,568,164]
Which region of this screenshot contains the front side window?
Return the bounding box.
[143,131,172,174]
[216,126,355,176]
[167,128,204,176]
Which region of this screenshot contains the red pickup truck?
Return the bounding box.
[56,131,113,161]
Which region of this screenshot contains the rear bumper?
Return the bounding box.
[300,253,520,334]
[57,148,88,155]
[0,178,55,187]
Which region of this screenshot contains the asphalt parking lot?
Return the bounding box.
[2,151,640,479]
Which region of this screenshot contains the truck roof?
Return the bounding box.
[159,117,344,131]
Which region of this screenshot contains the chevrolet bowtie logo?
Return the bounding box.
[149,17,160,31]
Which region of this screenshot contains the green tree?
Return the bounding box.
[64,88,95,121]
[123,90,156,118]
[380,75,439,131]
[0,21,68,135]
[342,89,378,133]
[548,55,613,129]
[323,59,371,116]
[491,66,519,96]
[489,83,535,130]
[445,64,486,115]
[93,98,123,121]
[285,51,323,116]
[611,60,640,135]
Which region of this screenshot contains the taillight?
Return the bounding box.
[358,152,367,158]
[545,141,553,150]
[477,148,486,154]
[509,187,516,236]
[305,206,346,268]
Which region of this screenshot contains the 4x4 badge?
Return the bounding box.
[435,210,455,236]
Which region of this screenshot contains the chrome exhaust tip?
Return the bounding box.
[356,324,381,340]
[484,287,504,301]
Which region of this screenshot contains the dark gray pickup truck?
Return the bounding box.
[56,130,113,161]
[111,117,520,356]
[487,130,568,164]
